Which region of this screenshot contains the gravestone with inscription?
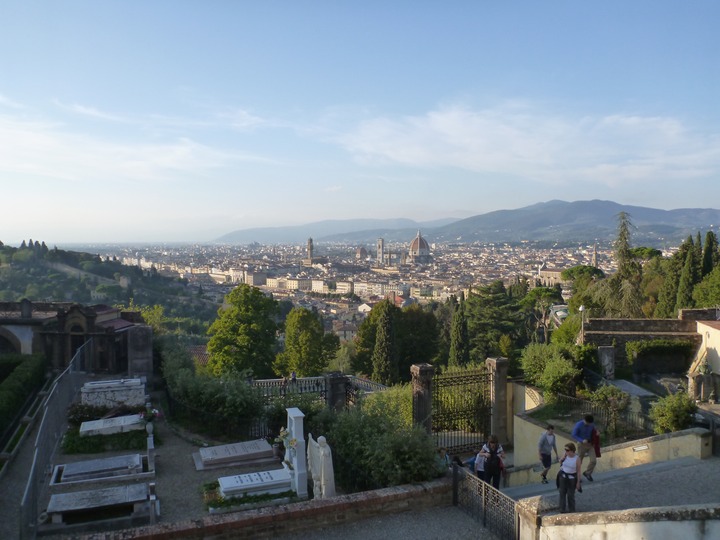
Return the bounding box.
[218,468,292,498]
[79,414,145,437]
[192,439,277,471]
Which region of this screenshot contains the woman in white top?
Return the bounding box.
[558,442,581,513]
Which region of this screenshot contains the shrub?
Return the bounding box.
[326,406,437,493]
[589,385,630,437]
[649,391,697,434]
[625,339,694,365]
[0,354,47,432]
[361,383,413,429]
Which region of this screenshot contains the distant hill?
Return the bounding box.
[217,200,720,247]
[216,218,459,244]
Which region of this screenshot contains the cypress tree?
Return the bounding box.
[702,231,719,278]
[371,302,399,385]
[448,303,470,367]
[676,249,696,310]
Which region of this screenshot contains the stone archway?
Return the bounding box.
[0,327,21,354]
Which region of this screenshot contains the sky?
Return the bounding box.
[1,1,719,245]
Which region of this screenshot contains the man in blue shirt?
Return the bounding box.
[571,414,598,482]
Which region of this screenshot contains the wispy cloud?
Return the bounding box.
[53,100,130,122]
[0,93,24,109]
[0,109,270,185]
[338,103,720,186]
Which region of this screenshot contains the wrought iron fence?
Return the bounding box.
[344,375,387,407]
[554,393,654,440]
[165,391,270,440]
[252,376,327,402]
[432,368,492,453]
[453,464,517,539]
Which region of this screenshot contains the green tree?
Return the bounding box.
[676,248,696,310]
[693,264,720,307]
[465,281,524,362]
[206,284,278,378]
[702,231,719,278]
[397,304,438,380]
[537,356,581,400]
[649,391,697,434]
[273,307,325,377]
[521,286,563,344]
[371,301,399,385]
[589,385,630,438]
[448,302,470,367]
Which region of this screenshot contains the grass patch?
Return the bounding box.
[5,422,28,453]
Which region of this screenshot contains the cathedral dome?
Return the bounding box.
[408,231,430,261]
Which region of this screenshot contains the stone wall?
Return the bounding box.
[518,499,720,540]
[584,317,701,367]
[69,478,452,539]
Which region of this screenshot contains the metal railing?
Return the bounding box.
[19,340,92,540]
[453,464,517,539]
[553,393,654,439]
[252,376,327,401]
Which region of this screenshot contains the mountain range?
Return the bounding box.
[216,200,720,247]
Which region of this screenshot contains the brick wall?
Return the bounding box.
[74,477,453,539]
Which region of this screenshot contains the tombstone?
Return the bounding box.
[81,378,146,408]
[79,414,145,437]
[598,346,615,380]
[217,468,292,498]
[45,483,156,528]
[56,454,143,484]
[192,439,277,471]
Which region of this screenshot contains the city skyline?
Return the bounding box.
[2,2,719,244]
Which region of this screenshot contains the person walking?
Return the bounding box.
[571,414,598,482]
[558,442,581,513]
[538,424,559,484]
[478,434,505,489]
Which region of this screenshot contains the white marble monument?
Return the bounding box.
[307,433,336,499]
[81,378,146,407]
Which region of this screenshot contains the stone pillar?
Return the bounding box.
[325,372,349,412]
[486,357,508,445]
[411,363,434,434]
[598,346,615,380]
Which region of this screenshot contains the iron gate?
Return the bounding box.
[432,367,492,453]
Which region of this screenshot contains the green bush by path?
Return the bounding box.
[0,354,47,433]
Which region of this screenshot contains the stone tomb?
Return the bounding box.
[218,468,292,498]
[81,378,146,408]
[79,414,145,437]
[193,439,277,471]
[44,483,158,531]
[53,454,143,485]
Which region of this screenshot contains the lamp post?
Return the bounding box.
[579,305,585,344]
